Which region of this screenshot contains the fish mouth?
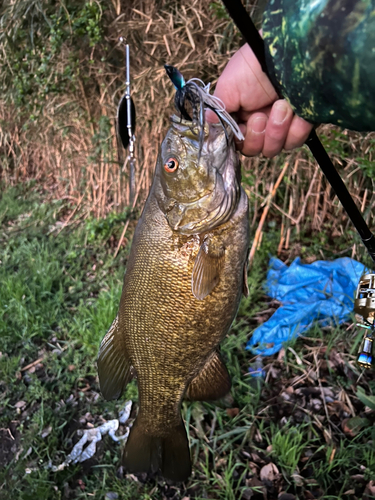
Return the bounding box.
[164,118,241,235]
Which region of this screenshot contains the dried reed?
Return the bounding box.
[0,0,374,262]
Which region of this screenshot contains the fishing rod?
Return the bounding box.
[221,0,375,265]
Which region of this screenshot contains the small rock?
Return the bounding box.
[310,398,323,411]
[241,489,254,500]
[105,493,118,500]
[41,426,52,438]
[281,392,291,401]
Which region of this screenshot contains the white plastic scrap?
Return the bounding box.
[50,400,132,472]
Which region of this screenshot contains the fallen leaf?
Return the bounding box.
[278,493,296,500]
[77,479,85,491]
[226,408,239,418]
[246,476,264,488]
[304,492,316,500]
[350,474,365,483]
[342,417,370,437]
[291,473,304,486]
[328,349,345,368]
[14,401,26,409]
[260,462,279,482]
[215,458,227,468]
[364,480,375,496]
[277,348,286,360]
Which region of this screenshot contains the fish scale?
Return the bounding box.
[97,118,249,482]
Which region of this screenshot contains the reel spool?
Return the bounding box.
[354,273,375,369]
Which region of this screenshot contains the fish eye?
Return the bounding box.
[164,157,179,173]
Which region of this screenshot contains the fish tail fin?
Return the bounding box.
[123,416,191,482]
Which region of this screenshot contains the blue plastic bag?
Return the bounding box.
[246,256,366,356]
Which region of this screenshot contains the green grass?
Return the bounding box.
[1,184,375,500]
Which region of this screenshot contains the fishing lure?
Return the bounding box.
[164,65,244,155]
[117,38,137,201]
[354,273,375,369]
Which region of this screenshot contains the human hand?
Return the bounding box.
[211,44,313,157]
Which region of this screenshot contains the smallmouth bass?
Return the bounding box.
[97,116,249,482]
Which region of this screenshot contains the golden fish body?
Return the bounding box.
[98,118,249,482]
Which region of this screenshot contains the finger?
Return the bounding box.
[237,113,267,156]
[262,100,294,158]
[284,114,314,150]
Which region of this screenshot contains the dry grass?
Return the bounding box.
[1,0,375,257]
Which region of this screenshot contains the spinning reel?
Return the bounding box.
[354,274,375,369]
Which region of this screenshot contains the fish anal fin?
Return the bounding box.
[97,315,133,401]
[191,239,224,300]
[185,351,231,401]
[123,417,191,482]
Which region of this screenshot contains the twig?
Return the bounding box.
[21,357,45,372]
[56,193,85,235]
[248,161,289,268]
[294,165,319,226]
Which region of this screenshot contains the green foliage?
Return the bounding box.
[0,0,103,113]
[320,128,375,180]
[357,386,375,411]
[270,424,306,475]
[1,184,375,500]
[209,1,231,20]
[208,1,242,53]
[85,209,132,244]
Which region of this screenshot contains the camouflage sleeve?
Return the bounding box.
[262,0,375,132]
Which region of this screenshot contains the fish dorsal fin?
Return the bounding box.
[191,240,225,300]
[97,315,133,400]
[185,351,231,401]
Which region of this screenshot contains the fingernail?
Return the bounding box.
[251,116,267,134]
[273,101,288,124]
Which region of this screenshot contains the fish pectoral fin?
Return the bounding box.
[185,350,231,401]
[191,241,224,300]
[97,315,133,401]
